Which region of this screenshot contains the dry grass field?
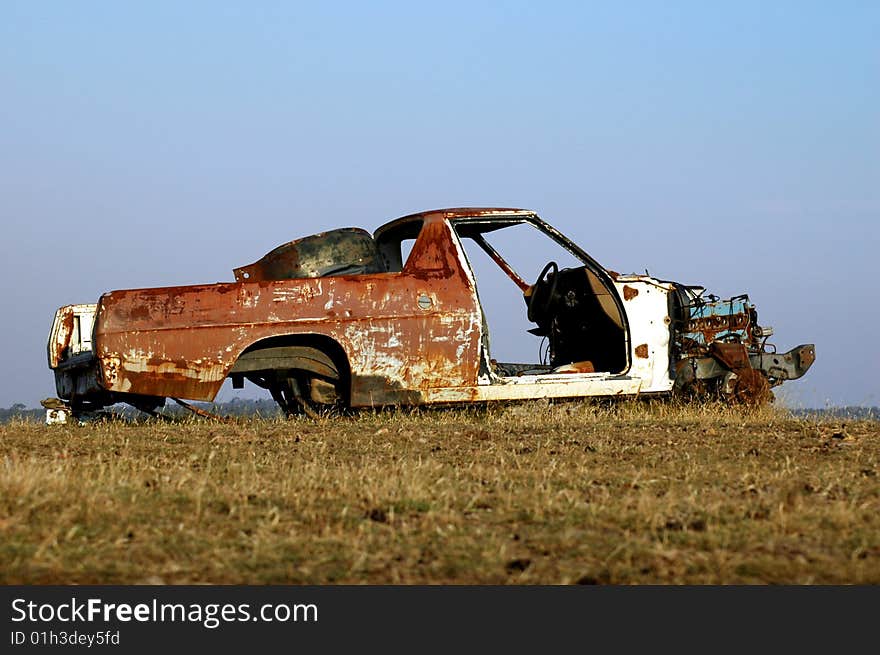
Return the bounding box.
[1,400,878,584]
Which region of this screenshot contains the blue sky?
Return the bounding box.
[1,1,877,408]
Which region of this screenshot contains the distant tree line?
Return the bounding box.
[0,404,45,423]
[791,407,879,420]
[0,398,284,423]
[1,401,877,424]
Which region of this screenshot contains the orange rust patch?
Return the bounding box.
[635,344,649,359]
[49,307,76,367]
[553,360,595,374]
[623,285,639,301]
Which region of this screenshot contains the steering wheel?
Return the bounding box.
[527,261,559,323]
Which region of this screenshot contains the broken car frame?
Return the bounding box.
[47,208,814,420]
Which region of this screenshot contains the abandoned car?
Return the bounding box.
[47,208,814,419]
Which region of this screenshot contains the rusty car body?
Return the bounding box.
[47,208,815,418]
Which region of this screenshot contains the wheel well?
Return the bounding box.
[232,334,352,395]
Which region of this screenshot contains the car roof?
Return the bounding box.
[374,207,537,239]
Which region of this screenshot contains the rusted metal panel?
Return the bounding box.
[799,344,816,371]
[48,306,75,369]
[48,304,96,368]
[85,216,482,406]
[709,342,751,370]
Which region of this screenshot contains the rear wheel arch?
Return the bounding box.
[230,333,352,407]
